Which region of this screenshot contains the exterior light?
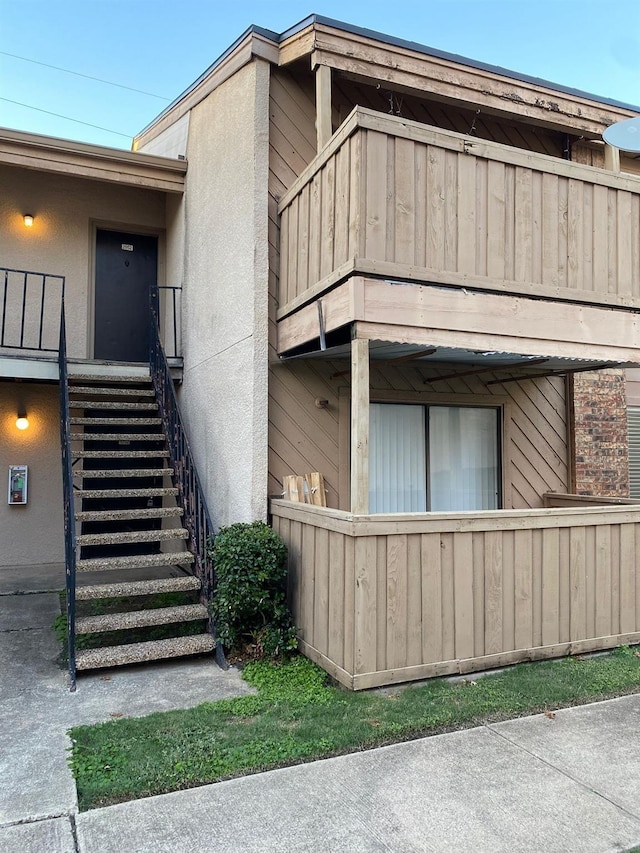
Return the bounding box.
[23,214,34,227]
[15,411,29,430]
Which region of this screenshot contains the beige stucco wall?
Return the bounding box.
[0,166,167,358]
[178,58,270,529]
[0,382,64,566]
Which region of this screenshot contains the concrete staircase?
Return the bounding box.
[67,369,215,672]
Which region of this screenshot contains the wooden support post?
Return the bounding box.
[604,143,620,173]
[351,337,370,514]
[315,64,332,151]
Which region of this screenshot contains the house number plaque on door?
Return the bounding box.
[121,244,134,251]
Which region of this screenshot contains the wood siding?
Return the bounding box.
[278,108,640,311]
[268,72,570,514]
[272,500,640,689]
[268,358,568,511]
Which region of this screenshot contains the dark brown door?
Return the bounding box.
[94,229,158,362]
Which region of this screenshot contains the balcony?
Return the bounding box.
[277,107,640,360]
[0,266,182,380]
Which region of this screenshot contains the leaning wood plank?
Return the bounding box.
[305,472,327,506]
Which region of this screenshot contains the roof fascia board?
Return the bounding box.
[134,31,279,150]
[308,24,637,136]
[0,130,186,193]
[302,14,640,114]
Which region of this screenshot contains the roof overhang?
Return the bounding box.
[135,14,640,151]
[282,338,632,384]
[0,127,187,193]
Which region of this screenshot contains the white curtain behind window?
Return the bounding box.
[429,406,498,511]
[369,404,427,513]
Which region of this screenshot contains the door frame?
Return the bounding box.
[88,220,166,359]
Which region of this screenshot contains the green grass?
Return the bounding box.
[69,645,640,811]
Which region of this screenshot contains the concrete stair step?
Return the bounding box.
[70,401,158,410]
[76,551,195,572]
[72,449,170,459]
[76,603,208,634]
[76,486,178,498]
[69,386,155,397]
[69,374,151,384]
[75,634,215,671]
[70,433,165,442]
[77,528,188,546]
[73,468,172,478]
[75,575,200,600]
[70,417,162,426]
[75,507,183,522]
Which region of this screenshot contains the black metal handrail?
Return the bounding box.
[149,286,218,636]
[156,285,182,359]
[2,267,65,352]
[58,300,77,691]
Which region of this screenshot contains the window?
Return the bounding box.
[628,406,640,498]
[369,403,501,513]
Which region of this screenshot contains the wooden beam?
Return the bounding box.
[485,362,619,386]
[424,358,549,384]
[604,143,621,173]
[315,63,333,150]
[350,338,370,514]
[331,346,437,378]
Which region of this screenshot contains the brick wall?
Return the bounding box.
[572,368,629,497]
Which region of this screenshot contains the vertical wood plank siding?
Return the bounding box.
[272,502,640,689]
[278,111,640,307]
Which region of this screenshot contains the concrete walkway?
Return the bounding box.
[2,564,640,853]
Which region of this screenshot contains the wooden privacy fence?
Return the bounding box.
[271,499,640,690]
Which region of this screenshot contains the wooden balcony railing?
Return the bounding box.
[278,107,640,316]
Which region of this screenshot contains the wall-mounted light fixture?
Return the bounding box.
[15,410,29,430]
[23,214,34,228]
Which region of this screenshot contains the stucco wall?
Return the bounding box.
[0,382,64,567]
[0,166,166,359]
[179,58,270,529]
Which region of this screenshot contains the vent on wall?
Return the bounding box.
[628,407,640,498]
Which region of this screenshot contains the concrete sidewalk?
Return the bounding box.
[2,564,640,853]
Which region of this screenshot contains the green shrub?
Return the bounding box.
[209,521,297,657]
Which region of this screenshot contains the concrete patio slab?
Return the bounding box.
[0,590,61,631]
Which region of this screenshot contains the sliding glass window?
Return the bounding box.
[369,403,501,513]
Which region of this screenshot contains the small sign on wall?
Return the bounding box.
[8,465,28,505]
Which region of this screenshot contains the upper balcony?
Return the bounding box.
[0,266,182,381]
[276,107,640,360]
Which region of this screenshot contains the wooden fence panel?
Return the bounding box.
[273,502,640,690]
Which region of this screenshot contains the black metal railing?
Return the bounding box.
[2,267,65,352]
[149,286,220,653]
[156,285,182,359]
[58,300,77,691]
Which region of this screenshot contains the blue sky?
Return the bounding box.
[1,0,639,150]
